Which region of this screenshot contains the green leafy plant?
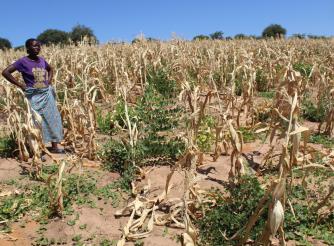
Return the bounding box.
[96,109,113,134]
[284,184,334,245]
[301,97,327,122]
[96,183,122,207]
[0,173,97,225]
[238,127,256,143]
[0,135,17,158]
[234,79,243,96]
[309,133,334,148]
[100,68,186,196]
[255,69,268,92]
[197,176,266,245]
[258,91,275,99]
[293,63,312,77]
[100,239,117,246]
[197,115,216,152]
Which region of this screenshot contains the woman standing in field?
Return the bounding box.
[2,38,65,154]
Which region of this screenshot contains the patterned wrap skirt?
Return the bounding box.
[25,86,64,144]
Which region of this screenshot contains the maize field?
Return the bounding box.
[0,38,333,245]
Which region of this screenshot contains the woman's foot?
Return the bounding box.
[49,148,65,154]
[50,142,65,154]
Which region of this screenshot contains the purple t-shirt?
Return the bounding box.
[13,56,50,88]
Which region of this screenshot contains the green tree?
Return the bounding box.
[192,35,210,41]
[70,24,98,44]
[291,33,306,39]
[37,29,69,45]
[262,24,286,38]
[307,34,327,39]
[0,37,12,50]
[210,31,224,40]
[234,33,247,39]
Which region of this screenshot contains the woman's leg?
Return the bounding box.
[50,142,65,153]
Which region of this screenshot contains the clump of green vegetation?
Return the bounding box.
[301,97,327,122]
[293,63,313,77]
[0,173,97,227]
[197,116,216,152]
[100,68,185,193]
[0,135,17,158]
[99,239,117,246]
[258,91,275,99]
[239,127,256,143]
[96,110,113,134]
[146,67,179,99]
[111,99,137,129]
[285,183,334,245]
[309,133,334,148]
[234,79,243,96]
[96,183,122,207]
[255,69,268,92]
[257,110,271,123]
[197,176,266,245]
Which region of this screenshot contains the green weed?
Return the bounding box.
[293,63,313,77]
[258,91,275,99]
[309,133,334,148]
[301,97,327,122]
[96,110,113,134]
[197,176,266,245]
[197,115,216,152]
[255,69,268,92]
[0,135,17,158]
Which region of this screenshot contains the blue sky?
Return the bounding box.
[2,0,333,47]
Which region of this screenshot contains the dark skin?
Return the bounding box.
[2,40,53,90]
[1,40,60,151]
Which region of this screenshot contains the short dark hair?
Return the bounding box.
[25,38,38,48]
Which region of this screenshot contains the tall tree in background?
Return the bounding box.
[262,24,286,38]
[210,31,224,40]
[0,37,12,50]
[234,34,248,39]
[37,29,69,45]
[193,35,210,41]
[70,24,98,44]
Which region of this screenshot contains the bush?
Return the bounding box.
[100,139,130,173]
[96,110,113,134]
[301,96,327,122]
[193,35,210,41]
[234,79,243,96]
[197,116,216,152]
[309,133,334,148]
[255,69,268,92]
[37,29,69,45]
[293,63,312,77]
[284,182,334,245]
[197,176,266,245]
[262,24,286,38]
[0,37,12,50]
[101,68,185,174]
[70,24,98,44]
[210,31,224,40]
[0,135,17,158]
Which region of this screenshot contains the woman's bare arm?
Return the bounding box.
[1,65,26,90]
[46,63,53,85]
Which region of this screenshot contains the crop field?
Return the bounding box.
[0,38,333,245]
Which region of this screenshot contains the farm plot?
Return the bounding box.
[0,38,333,245]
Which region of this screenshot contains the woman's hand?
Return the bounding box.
[2,65,26,90]
[20,84,27,91]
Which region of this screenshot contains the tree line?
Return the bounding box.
[0,23,331,51]
[0,24,97,50]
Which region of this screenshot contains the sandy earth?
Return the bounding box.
[0,135,331,245]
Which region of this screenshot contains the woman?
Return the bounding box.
[2,38,65,154]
